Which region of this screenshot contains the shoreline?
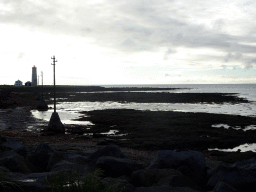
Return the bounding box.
[1,86,256,164]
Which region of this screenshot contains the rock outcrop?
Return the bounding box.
[0,139,256,192]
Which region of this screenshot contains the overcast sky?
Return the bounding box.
[1,0,256,85]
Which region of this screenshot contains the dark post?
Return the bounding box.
[51,56,57,113]
[47,55,64,133]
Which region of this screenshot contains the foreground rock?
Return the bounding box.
[207,159,256,192]
[148,150,207,185]
[0,138,256,192]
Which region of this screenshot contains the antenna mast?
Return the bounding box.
[48,55,64,133]
[51,55,57,113]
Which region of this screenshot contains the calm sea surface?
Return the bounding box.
[31,84,256,152]
[32,84,256,125]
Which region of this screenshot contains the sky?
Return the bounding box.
[1,0,256,85]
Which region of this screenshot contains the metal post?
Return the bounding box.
[48,55,64,133]
[51,56,57,113]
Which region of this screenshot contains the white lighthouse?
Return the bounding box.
[32,65,37,86]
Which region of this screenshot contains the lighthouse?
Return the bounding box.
[32,65,37,86]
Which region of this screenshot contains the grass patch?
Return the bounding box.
[0,167,23,192]
[45,169,124,192]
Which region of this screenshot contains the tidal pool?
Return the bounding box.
[212,124,256,131]
[209,143,256,152]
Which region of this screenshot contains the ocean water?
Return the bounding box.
[31,84,256,152]
[32,84,256,123]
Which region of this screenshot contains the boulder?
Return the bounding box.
[148,150,206,184]
[13,171,62,192]
[207,163,256,192]
[28,143,56,172]
[157,169,201,191]
[96,156,144,177]
[50,160,90,178]
[3,138,28,157]
[37,99,48,111]
[232,158,256,172]
[88,144,128,161]
[131,168,201,191]
[0,150,31,173]
[0,166,16,181]
[51,160,82,172]
[131,169,158,187]
[134,186,199,192]
[65,153,89,164]
[102,177,136,192]
[212,181,239,192]
[47,152,65,171]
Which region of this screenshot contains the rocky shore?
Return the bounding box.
[1,85,256,191]
[1,138,256,192]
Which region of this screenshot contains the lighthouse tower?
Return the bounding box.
[32,65,37,86]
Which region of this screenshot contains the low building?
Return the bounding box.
[14,80,23,86]
[25,81,32,86]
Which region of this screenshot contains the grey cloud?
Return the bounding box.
[244,58,256,69]
[212,19,225,31]
[224,52,243,62]
[1,0,256,59]
[164,48,176,60]
[120,38,137,50]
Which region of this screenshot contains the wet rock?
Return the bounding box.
[28,143,56,172]
[212,181,239,192]
[131,169,158,187]
[102,177,135,192]
[15,171,60,192]
[51,160,86,174]
[88,144,128,161]
[0,150,31,173]
[133,186,199,192]
[131,168,201,191]
[157,169,201,191]
[232,158,256,171]
[37,99,48,111]
[148,150,206,185]
[65,153,89,164]
[207,163,256,192]
[47,152,65,171]
[2,138,28,157]
[96,156,144,177]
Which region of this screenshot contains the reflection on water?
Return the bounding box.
[209,143,256,152]
[212,124,256,131]
[19,179,38,183]
[83,129,128,137]
[31,109,94,126]
[31,101,256,126]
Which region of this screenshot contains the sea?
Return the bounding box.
[32,84,256,123]
[31,84,256,152]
